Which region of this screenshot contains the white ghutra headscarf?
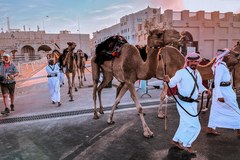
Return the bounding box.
[211,48,230,73]
[183,52,202,68]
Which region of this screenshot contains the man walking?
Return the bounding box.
[206,48,240,137]
[0,53,19,115]
[163,52,211,154]
[46,58,61,106]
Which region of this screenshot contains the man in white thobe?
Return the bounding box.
[46,59,61,106]
[164,52,211,154]
[206,49,240,137]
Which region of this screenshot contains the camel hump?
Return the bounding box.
[95,35,128,65]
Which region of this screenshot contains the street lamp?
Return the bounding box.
[42,16,49,31]
[77,17,81,49]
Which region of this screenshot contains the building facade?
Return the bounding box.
[0,30,90,61]
[92,6,240,59]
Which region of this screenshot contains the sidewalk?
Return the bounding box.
[4,65,164,118]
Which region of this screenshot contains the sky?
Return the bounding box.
[0,0,239,38]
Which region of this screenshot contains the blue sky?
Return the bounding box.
[0,0,239,37]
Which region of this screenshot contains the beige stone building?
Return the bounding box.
[93,7,240,59]
[0,30,90,61]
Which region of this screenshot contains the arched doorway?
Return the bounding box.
[11,50,18,59]
[21,45,35,56]
[180,31,198,56]
[38,45,52,58]
[38,45,51,52]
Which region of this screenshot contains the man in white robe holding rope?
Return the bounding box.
[206,48,240,137]
[46,58,61,106]
[163,52,211,154]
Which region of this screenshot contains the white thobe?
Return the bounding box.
[46,64,61,102]
[208,62,240,129]
[168,67,206,147]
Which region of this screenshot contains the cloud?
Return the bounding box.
[148,0,184,11]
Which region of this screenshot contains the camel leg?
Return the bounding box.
[80,71,83,86]
[97,75,113,114]
[93,79,99,119]
[76,68,81,88]
[66,73,74,101]
[83,68,86,81]
[115,83,124,108]
[127,82,154,138]
[73,73,78,92]
[92,58,101,119]
[108,83,128,125]
[158,83,167,119]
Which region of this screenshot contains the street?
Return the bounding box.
[0,67,239,160]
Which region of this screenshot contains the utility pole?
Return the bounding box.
[78,17,81,49]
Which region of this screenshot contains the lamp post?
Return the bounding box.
[42,16,49,31]
[77,17,81,49]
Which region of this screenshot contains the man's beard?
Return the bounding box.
[190,65,197,70]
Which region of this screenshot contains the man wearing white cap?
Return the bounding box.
[206,48,240,137]
[46,58,61,106]
[0,53,19,115]
[163,52,211,154]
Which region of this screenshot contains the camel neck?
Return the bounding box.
[138,48,159,79]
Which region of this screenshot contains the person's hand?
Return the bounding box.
[218,97,225,103]
[9,74,15,79]
[207,89,212,98]
[163,75,170,83]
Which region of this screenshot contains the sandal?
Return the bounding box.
[171,140,183,150]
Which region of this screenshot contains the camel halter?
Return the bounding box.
[160,50,206,117]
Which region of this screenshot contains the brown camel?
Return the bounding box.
[63,42,78,101]
[51,50,61,64]
[231,42,240,92]
[76,49,86,87]
[157,46,240,118]
[91,29,167,138]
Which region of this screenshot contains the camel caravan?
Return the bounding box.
[91,28,240,138]
[50,42,88,101]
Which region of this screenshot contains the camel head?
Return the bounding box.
[227,50,240,70]
[147,29,165,48]
[147,29,182,49]
[67,42,77,56]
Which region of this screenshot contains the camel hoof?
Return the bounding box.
[138,113,146,116]
[93,115,99,119]
[75,88,78,92]
[99,110,104,114]
[143,132,154,138]
[69,99,74,102]
[107,121,115,125]
[157,113,166,119]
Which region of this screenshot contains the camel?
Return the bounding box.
[76,49,87,87]
[92,29,167,138]
[63,42,78,101]
[231,41,240,92]
[51,50,61,64]
[157,46,240,118]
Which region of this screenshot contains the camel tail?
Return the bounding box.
[91,56,101,84]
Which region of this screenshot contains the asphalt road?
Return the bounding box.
[0,68,239,160]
